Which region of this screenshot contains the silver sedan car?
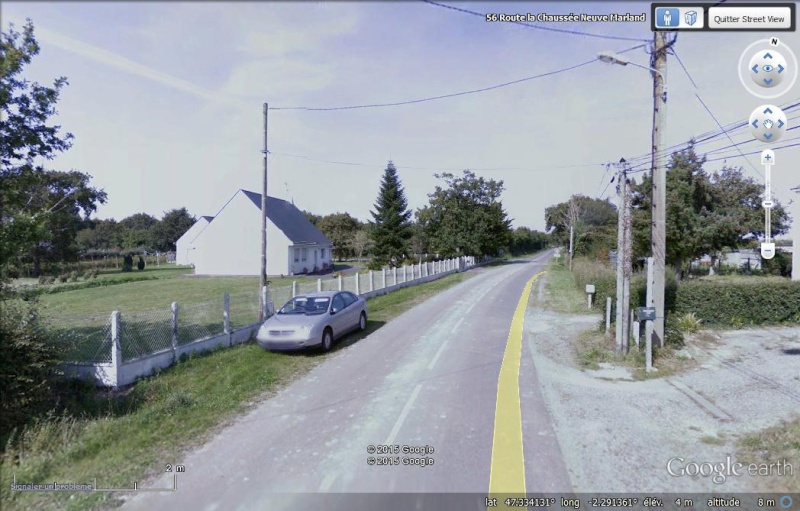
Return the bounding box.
[256,290,368,352]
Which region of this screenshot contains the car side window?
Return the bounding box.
[342,292,357,307]
[332,294,346,312]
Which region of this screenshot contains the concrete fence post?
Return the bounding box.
[223,292,230,335]
[292,281,297,297]
[369,271,374,292]
[355,273,360,295]
[393,267,397,286]
[110,311,122,388]
[605,297,612,335]
[403,265,407,282]
[171,301,179,358]
[382,268,386,289]
[261,286,268,319]
[338,274,343,291]
[317,278,322,292]
[418,262,422,278]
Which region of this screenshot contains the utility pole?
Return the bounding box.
[622,169,633,353]
[259,103,269,321]
[650,31,668,348]
[793,187,800,281]
[569,225,574,271]
[615,163,625,353]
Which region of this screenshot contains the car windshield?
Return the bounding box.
[278,297,330,315]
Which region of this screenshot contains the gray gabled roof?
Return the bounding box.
[241,190,331,245]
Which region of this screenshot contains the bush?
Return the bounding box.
[69,271,78,282]
[676,312,702,333]
[37,275,47,285]
[664,315,685,347]
[137,256,145,271]
[571,258,616,311]
[58,274,68,283]
[122,255,134,272]
[45,276,55,285]
[673,280,800,327]
[0,297,62,445]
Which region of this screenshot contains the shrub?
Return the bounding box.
[665,315,685,347]
[137,256,145,271]
[69,271,78,282]
[122,255,134,272]
[677,312,702,333]
[45,276,55,285]
[0,297,62,445]
[673,280,800,327]
[37,275,47,285]
[58,274,68,283]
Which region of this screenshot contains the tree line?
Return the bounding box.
[545,145,792,278]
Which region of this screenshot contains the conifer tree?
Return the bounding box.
[368,161,411,268]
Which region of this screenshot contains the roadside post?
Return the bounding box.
[644,256,657,372]
[605,297,612,334]
[586,284,595,309]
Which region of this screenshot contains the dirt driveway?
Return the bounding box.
[526,276,800,493]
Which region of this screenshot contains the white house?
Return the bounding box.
[190,189,333,276]
[175,215,213,266]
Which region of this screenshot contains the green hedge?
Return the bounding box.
[672,280,800,327]
[572,257,800,328]
[17,275,159,299]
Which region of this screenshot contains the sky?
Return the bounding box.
[3,1,800,232]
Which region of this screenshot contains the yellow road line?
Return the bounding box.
[488,272,544,501]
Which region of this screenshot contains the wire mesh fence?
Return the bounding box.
[44,313,113,364]
[120,308,174,361]
[177,298,225,345]
[45,258,471,365]
[229,290,261,328]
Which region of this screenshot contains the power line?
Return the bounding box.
[420,0,651,42]
[671,47,765,178]
[269,58,600,111]
[272,151,609,172]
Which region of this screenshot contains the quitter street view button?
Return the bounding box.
[709,6,792,29]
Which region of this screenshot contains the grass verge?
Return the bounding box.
[542,256,700,379]
[539,256,594,314]
[0,271,474,511]
[736,417,800,492]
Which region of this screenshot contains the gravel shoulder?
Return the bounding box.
[525,273,800,493]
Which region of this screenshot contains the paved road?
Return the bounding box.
[120,251,570,511]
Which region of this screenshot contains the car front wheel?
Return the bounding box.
[321,328,333,352]
[359,312,367,331]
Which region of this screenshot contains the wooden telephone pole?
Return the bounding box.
[650,31,669,348]
[259,103,269,321]
[615,159,632,353]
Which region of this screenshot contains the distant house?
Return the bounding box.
[175,216,214,266]
[721,249,762,270]
[189,189,333,276]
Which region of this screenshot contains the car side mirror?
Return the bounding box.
[331,308,337,314]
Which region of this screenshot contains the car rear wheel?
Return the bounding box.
[321,328,333,352]
[358,312,367,331]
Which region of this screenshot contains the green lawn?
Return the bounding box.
[0,271,475,511]
[36,270,322,363]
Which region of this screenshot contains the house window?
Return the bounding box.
[294,248,299,262]
[320,248,325,259]
[302,248,307,261]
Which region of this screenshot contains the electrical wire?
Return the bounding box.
[268,58,600,111]
[420,0,651,42]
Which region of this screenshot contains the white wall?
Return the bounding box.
[193,192,291,276]
[175,218,210,265]
[289,245,333,275]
